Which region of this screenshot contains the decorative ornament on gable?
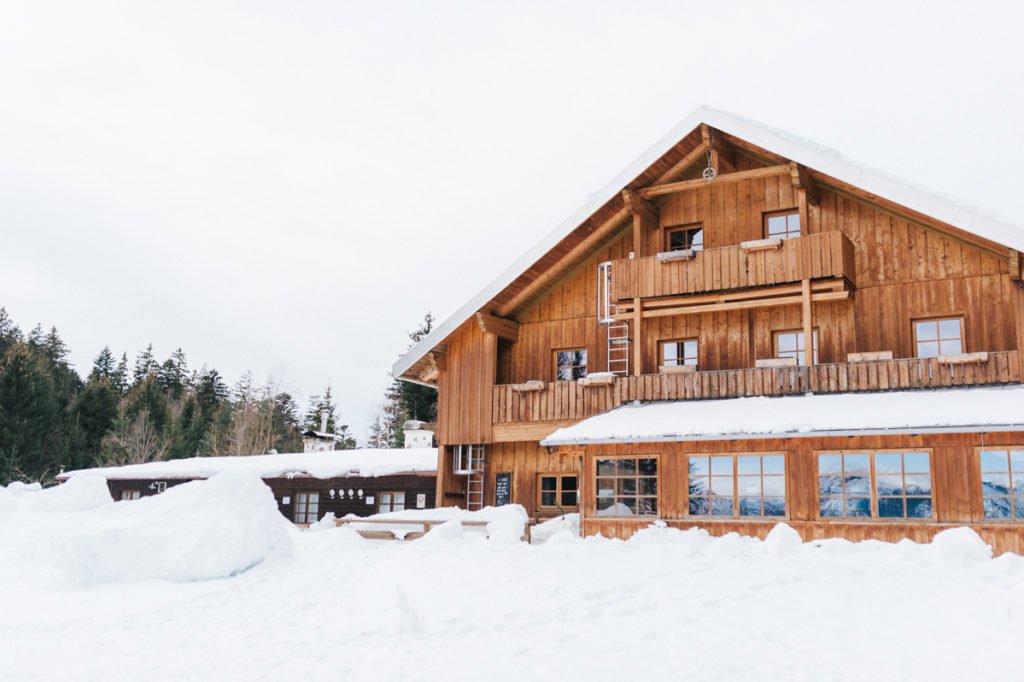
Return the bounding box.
[702,129,717,181]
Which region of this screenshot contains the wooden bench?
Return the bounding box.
[335,517,532,543]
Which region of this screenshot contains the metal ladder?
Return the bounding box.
[465,471,484,511]
[607,321,630,376]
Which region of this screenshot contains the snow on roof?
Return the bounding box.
[393,106,1024,382]
[541,386,1024,446]
[57,448,438,482]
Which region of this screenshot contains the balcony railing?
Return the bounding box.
[611,230,855,301]
[491,351,1021,425]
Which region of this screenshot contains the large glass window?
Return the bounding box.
[689,454,786,517]
[665,224,704,252]
[764,210,801,239]
[293,492,320,524]
[980,448,1024,520]
[914,317,963,358]
[595,458,657,516]
[818,451,932,519]
[661,339,698,368]
[538,474,578,510]
[555,349,588,381]
[774,329,818,364]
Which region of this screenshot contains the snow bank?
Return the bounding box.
[58,447,438,481]
[0,471,293,587]
[543,385,1024,445]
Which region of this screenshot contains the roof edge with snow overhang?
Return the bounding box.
[393,107,1024,383]
[540,385,1024,447]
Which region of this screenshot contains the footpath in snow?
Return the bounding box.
[1,473,1021,682]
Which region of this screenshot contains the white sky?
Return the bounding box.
[2,1,1023,441]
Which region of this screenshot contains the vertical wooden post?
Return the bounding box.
[798,187,809,234]
[633,297,643,376]
[801,278,814,366]
[632,213,643,257]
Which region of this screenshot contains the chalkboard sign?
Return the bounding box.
[495,472,512,507]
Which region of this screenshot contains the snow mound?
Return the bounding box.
[531,513,580,544]
[346,504,531,542]
[764,523,803,557]
[0,470,293,587]
[928,526,992,563]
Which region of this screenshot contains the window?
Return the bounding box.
[914,317,963,358]
[120,490,141,501]
[661,339,698,368]
[378,492,406,513]
[555,348,588,381]
[595,457,657,516]
[664,223,704,252]
[774,329,818,364]
[818,451,932,519]
[293,492,320,524]
[980,448,1024,520]
[764,210,801,239]
[688,454,786,517]
[538,474,579,510]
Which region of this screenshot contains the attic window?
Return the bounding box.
[764,210,801,240]
[665,224,704,252]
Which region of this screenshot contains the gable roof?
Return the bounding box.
[393,106,1024,384]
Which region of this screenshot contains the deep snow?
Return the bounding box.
[1,477,1022,682]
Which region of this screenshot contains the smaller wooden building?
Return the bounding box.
[56,448,438,526]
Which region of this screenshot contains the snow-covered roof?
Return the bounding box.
[302,430,338,440]
[541,386,1024,446]
[57,448,438,482]
[393,106,1024,382]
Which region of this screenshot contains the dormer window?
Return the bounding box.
[664,223,704,252]
[764,210,801,240]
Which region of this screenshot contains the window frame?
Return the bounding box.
[773,328,819,365]
[815,449,935,521]
[537,473,579,512]
[378,491,406,513]
[593,454,660,518]
[660,338,699,369]
[911,315,966,359]
[663,222,705,252]
[553,347,588,382]
[119,489,141,501]
[686,452,788,519]
[763,209,801,240]
[977,447,1024,522]
[293,491,321,524]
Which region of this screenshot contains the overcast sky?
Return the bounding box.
[2,1,1022,440]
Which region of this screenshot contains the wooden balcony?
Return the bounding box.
[492,351,1021,425]
[611,230,855,302]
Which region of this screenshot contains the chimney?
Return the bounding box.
[320,409,329,433]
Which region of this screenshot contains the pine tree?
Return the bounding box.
[379,312,438,447]
[132,343,157,386]
[304,386,338,432]
[90,347,117,381]
[72,374,120,469]
[157,348,189,398]
[0,343,60,483]
[42,326,69,364]
[112,353,129,395]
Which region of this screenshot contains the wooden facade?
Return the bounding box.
[101,473,437,525]
[395,112,1024,554]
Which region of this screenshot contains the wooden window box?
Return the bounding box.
[659,364,696,375]
[847,351,894,362]
[740,238,782,253]
[580,373,615,387]
[512,380,545,393]
[755,357,798,368]
[656,249,696,262]
[938,352,989,365]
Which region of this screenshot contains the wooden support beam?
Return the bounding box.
[619,279,846,313]
[789,162,820,206]
[616,289,850,319]
[653,141,710,184]
[475,311,519,342]
[802,279,814,366]
[632,297,642,376]
[638,164,791,199]
[621,188,657,222]
[1010,250,1022,282]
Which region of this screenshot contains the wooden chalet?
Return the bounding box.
[56,448,438,526]
[393,107,1024,554]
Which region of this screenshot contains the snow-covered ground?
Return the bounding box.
[2,475,1022,682]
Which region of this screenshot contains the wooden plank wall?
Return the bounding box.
[577,432,1024,555]
[437,320,496,445]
